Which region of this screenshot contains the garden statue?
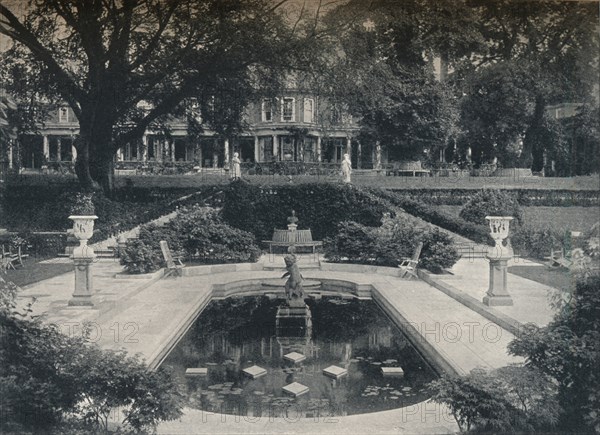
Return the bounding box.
[341,153,352,183]
[375,141,382,171]
[287,210,298,230]
[231,152,241,180]
[282,246,306,307]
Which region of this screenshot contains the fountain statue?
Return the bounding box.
[282,246,306,307]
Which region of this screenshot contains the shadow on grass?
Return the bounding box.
[2,258,73,288]
[508,264,573,291]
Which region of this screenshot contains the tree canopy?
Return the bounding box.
[0,0,325,191]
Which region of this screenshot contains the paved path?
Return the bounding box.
[432,257,557,328]
[15,253,562,434]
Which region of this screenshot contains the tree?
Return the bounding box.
[0,0,322,193]
[457,0,599,168]
[317,0,461,162]
[509,271,600,432]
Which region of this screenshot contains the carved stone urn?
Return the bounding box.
[485,216,513,248]
[483,216,514,307]
[68,214,97,307]
[68,215,98,258]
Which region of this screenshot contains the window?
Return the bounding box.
[261,99,273,122]
[281,97,295,122]
[303,98,314,123]
[331,106,342,125]
[58,107,69,123]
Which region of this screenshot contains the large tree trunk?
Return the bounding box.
[73,115,116,195]
[521,95,546,169]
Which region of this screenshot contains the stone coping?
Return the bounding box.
[418,269,522,336]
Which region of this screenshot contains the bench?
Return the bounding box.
[262,240,323,254]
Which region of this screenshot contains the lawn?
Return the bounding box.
[2,257,73,288]
[508,264,573,291]
[438,205,599,233]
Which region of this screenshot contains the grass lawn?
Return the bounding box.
[2,257,73,288]
[508,264,573,291]
[438,205,599,233]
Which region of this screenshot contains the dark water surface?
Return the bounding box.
[161,295,437,417]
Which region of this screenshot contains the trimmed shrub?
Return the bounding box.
[120,205,261,273]
[511,226,562,260]
[323,221,378,263]
[168,206,261,264]
[120,239,162,274]
[420,229,462,273]
[459,189,524,226]
[324,214,460,273]
[371,189,492,245]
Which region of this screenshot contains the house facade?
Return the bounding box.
[6,89,382,173]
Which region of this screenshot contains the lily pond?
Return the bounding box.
[161,295,437,417]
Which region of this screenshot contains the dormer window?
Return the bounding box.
[58,107,69,123]
[281,97,295,122]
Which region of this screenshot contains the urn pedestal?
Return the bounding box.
[68,215,97,307]
[483,216,514,307]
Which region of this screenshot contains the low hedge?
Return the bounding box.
[371,189,492,245]
[388,188,599,207]
[0,183,224,250]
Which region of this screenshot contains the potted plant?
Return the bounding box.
[69,192,97,250]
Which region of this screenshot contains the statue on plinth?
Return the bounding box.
[282,246,305,306]
[287,210,299,231]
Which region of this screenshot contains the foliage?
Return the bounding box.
[324,213,460,273]
[508,273,600,433]
[0,278,183,432]
[419,229,462,273]
[0,0,321,192]
[121,204,260,273]
[168,206,261,264]
[459,189,523,226]
[429,366,560,433]
[511,226,562,260]
[323,221,378,264]
[221,180,389,243]
[428,369,516,433]
[371,189,492,245]
[551,105,600,177]
[120,238,162,274]
[69,192,95,215]
[319,0,460,161]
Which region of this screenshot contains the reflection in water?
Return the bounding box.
[161,296,436,417]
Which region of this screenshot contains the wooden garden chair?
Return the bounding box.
[159,240,185,274]
[545,246,572,269]
[1,244,19,270]
[399,242,423,280]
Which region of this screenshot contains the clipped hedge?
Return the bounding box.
[0,183,224,248]
[371,189,492,245]
[221,181,389,242]
[388,188,600,207]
